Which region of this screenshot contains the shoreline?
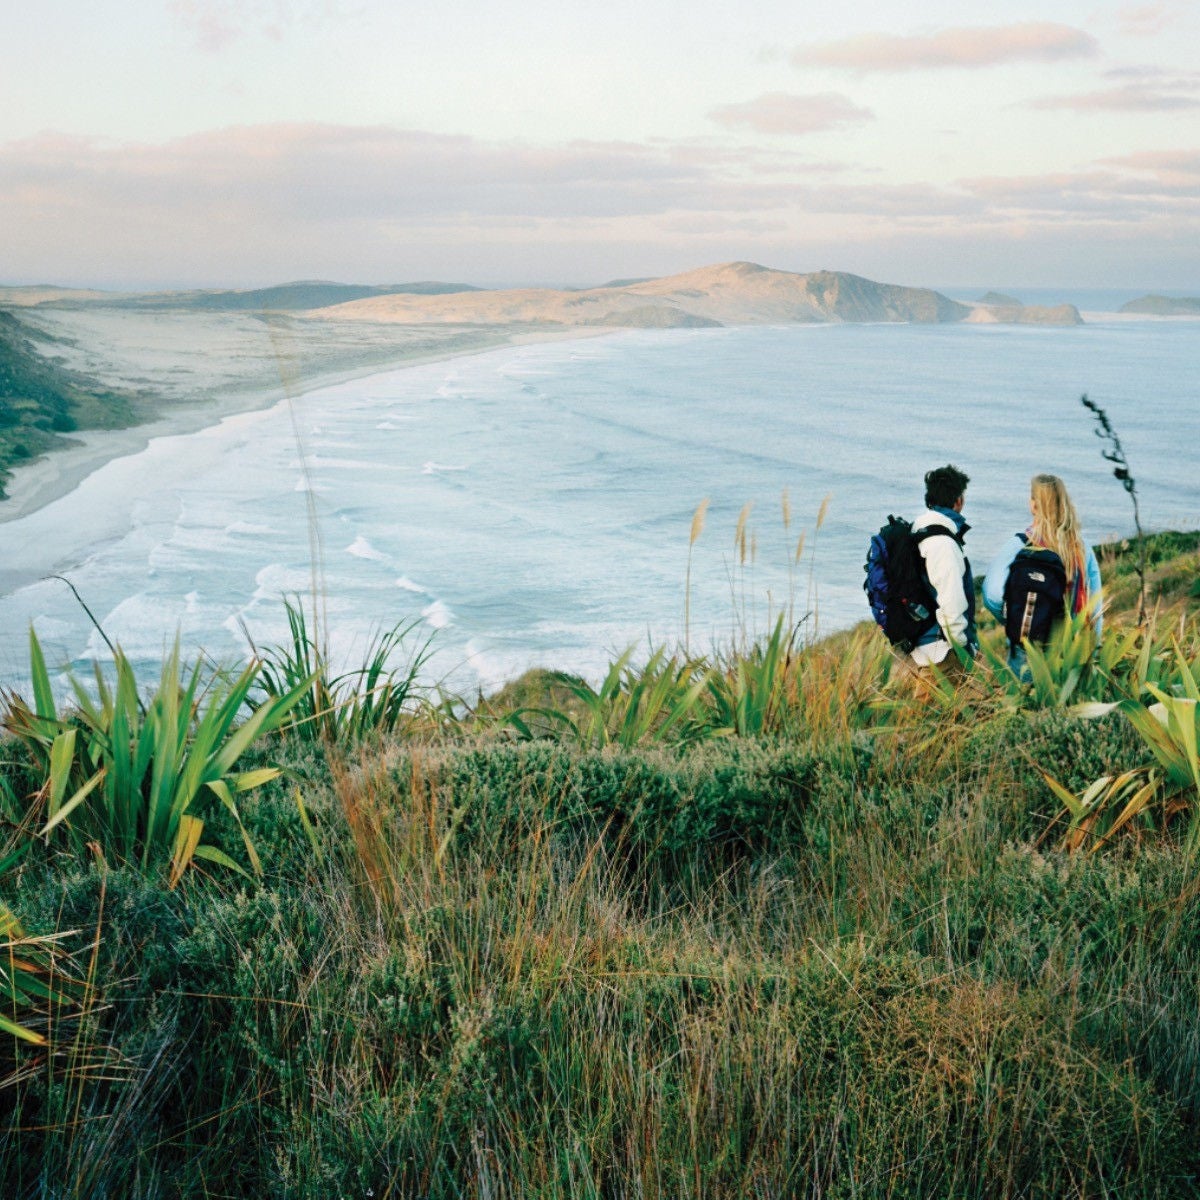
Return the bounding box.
[0,325,610,527]
[3,303,1187,527]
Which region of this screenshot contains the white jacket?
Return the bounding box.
[911,506,970,666]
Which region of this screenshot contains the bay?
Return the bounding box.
[0,319,1196,693]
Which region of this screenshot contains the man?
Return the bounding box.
[910,464,977,678]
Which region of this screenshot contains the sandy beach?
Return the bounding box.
[0,311,603,525]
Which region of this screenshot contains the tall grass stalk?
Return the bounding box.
[684,497,709,655]
[806,491,832,635]
[265,313,329,648]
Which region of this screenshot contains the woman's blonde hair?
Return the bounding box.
[1030,473,1085,584]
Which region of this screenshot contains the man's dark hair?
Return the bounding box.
[925,464,970,509]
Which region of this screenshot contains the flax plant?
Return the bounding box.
[706,614,798,738]
[540,647,710,750]
[1051,646,1200,856]
[2,630,307,884]
[0,880,78,1050]
[254,596,435,743]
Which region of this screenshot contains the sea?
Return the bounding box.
[1,305,1197,696]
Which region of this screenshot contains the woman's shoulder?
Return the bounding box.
[993,531,1029,557]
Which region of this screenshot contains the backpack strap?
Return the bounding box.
[912,524,964,549]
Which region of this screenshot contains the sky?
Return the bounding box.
[2,1,1198,289]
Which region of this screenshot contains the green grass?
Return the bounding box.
[1,547,1199,1196]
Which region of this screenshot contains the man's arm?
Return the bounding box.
[921,535,969,648]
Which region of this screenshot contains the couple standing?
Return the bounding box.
[908,464,1103,679]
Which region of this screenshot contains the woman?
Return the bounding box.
[983,474,1103,674]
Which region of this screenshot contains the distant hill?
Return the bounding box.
[104,280,484,313]
[310,262,974,328]
[0,285,116,307]
[978,291,1023,306]
[1119,294,1200,316]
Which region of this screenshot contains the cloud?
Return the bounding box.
[1,124,1196,287]
[1098,149,1200,180]
[6,126,1194,233]
[958,166,1200,222]
[1102,64,1200,89]
[1028,85,1200,112]
[171,1,244,52]
[708,92,874,136]
[0,125,810,229]
[170,0,351,53]
[1116,3,1188,36]
[790,22,1098,73]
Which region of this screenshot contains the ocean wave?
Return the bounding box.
[306,455,393,473]
[346,536,389,562]
[224,521,276,536]
[421,599,454,629]
[251,563,317,603]
[462,639,526,693]
[396,576,428,594]
[422,461,468,474]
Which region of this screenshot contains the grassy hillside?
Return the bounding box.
[1,535,1199,1196]
[0,310,139,497]
[106,280,485,312]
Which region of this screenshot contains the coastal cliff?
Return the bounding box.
[965,302,1084,326]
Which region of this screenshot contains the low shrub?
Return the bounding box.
[401,738,822,866]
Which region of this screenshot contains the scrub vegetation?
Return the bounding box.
[0,312,139,498]
[2,531,1199,1197]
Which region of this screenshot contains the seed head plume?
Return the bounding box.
[735,502,754,566]
[816,493,832,531]
[690,498,710,547]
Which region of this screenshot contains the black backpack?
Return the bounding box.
[1003,535,1068,650]
[863,516,957,652]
